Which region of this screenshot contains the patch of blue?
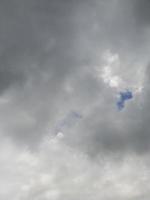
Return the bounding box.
[117,90,133,110]
[55,111,82,133]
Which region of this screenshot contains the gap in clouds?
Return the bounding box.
[117,90,133,110]
[98,50,145,111]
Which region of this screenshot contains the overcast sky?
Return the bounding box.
[1,0,150,199]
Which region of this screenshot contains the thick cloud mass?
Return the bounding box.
[0,0,150,199]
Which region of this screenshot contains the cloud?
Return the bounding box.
[0,0,148,156]
[55,111,82,133]
[0,136,150,200]
[0,0,150,199]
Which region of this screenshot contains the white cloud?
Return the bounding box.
[0,135,150,200]
[97,50,145,95]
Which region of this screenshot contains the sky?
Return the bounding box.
[1,0,150,199]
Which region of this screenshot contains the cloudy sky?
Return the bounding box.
[1,0,150,199]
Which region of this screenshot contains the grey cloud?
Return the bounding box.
[0,0,150,198]
[0,0,86,146]
[132,0,150,26]
[0,137,150,200]
[0,0,149,154]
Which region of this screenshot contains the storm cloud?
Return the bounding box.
[0,0,150,199]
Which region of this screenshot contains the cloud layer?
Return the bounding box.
[0,0,150,199]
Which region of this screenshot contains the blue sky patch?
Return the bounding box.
[55,111,82,133]
[117,90,133,110]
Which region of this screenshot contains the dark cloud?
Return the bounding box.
[132,0,150,26]
[1,0,150,199]
[0,0,149,154]
[0,0,85,146]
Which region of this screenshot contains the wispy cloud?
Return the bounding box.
[55,111,82,134]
